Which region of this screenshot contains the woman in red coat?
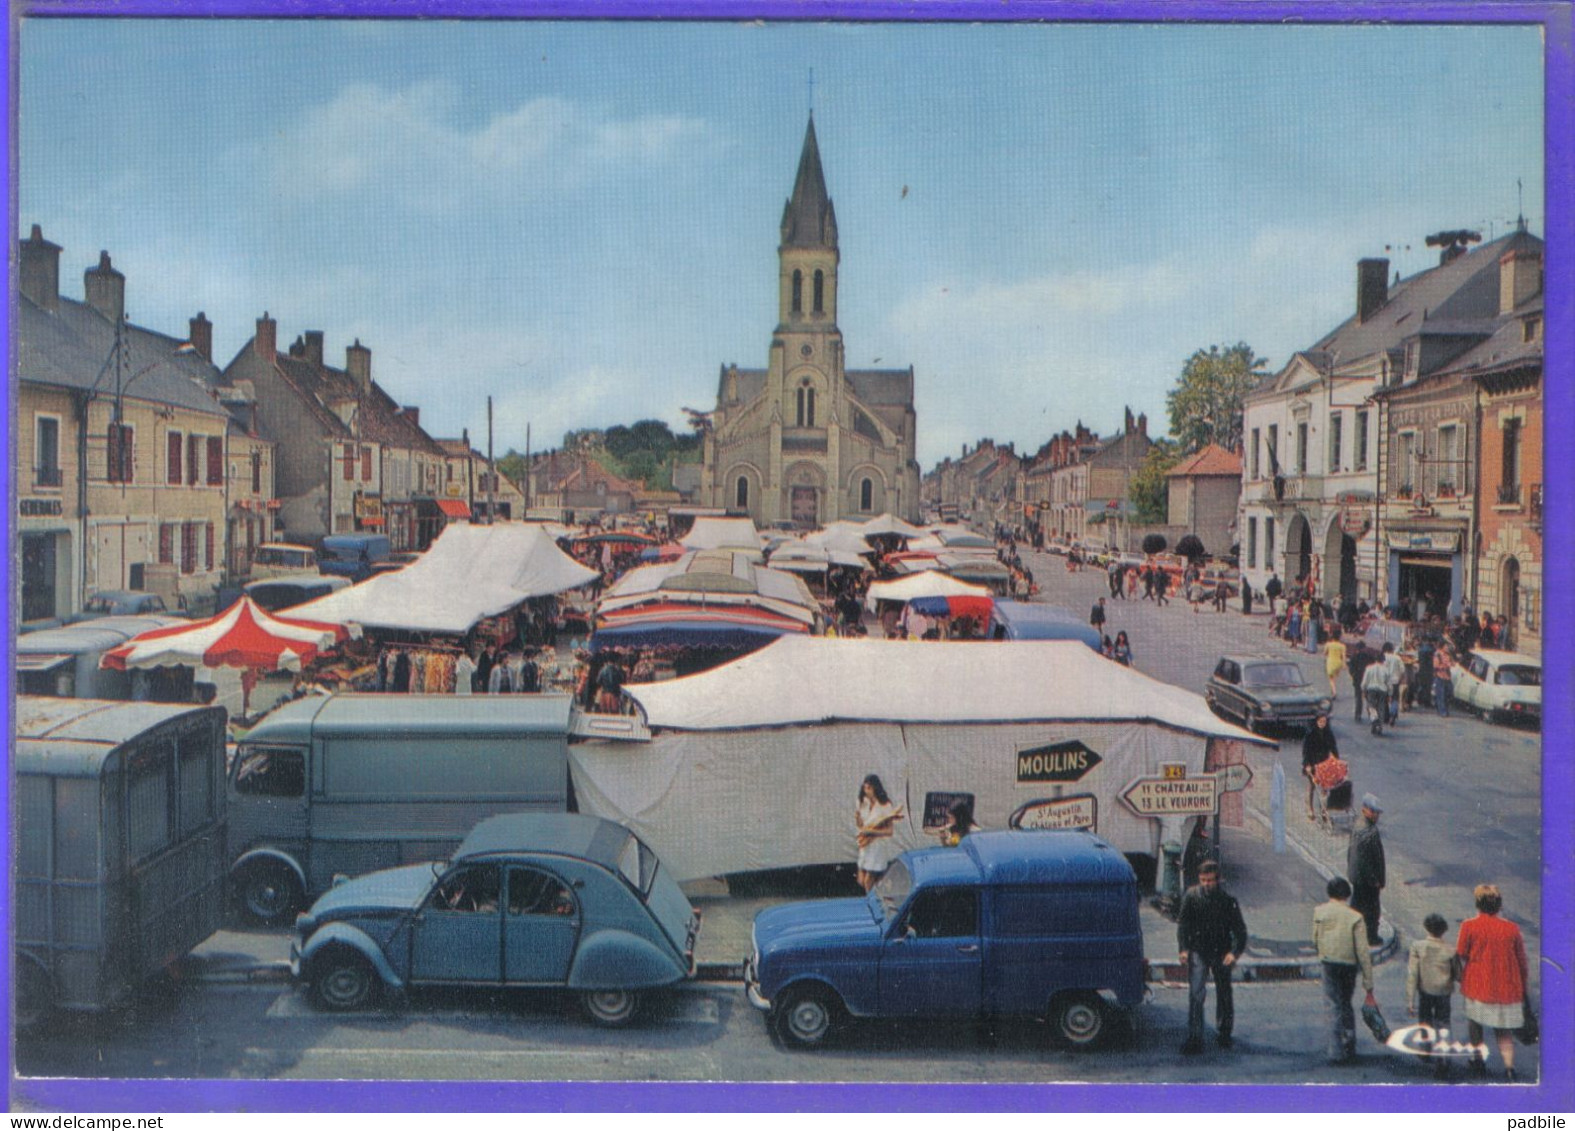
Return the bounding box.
[1456,883,1531,1081]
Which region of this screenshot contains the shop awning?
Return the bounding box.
[435,498,471,519]
[17,653,71,673]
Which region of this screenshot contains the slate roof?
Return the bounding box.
[1311,230,1540,367]
[266,348,446,456]
[17,293,228,419]
[1436,297,1543,380]
[780,115,838,250]
[846,368,913,407]
[1166,443,1242,478]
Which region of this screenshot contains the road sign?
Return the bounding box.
[1214,763,1254,793]
[1119,772,1219,817]
[1015,741,1101,784]
[1008,795,1098,832]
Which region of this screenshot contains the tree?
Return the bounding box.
[1127,439,1180,524]
[1142,533,1168,556]
[496,449,527,485]
[1165,342,1268,455]
[1176,533,1206,563]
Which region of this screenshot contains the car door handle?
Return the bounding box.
[956,943,979,954]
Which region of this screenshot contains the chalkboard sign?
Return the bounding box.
[922,791,976,830]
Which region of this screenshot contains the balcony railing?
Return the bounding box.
[1497,483,1523,506]
[34,465,62,488]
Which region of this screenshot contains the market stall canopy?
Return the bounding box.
[767,543,870,571]
[101,597,355,673]
[802,524,875,556]
[865,572,993,610]
[598,551,819,627]
[680,516,763,555]
[860,513,924,539]
[624,637,1266,740]
[592,601,811,650]
[294,522,599,634]
[990,601,1103,650]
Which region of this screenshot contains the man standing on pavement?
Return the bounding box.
[1361,653,1390,735]
[1382,642,1407,726]
[1265,572,1283,616]
[1347,794,1386,946]
[1432,646,1456,718]
[1090,597,1107,633]
[1347,640,1377,722]
[1313,876,1375,1065]
[1176,860,1249,1054]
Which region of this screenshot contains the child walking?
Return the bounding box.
[1407,912,1459,1076]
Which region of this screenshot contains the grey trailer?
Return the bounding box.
[226,693,572,923]
[15,698,229,1027]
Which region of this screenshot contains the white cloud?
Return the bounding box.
[267,81,707,206]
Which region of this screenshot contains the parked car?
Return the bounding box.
[242,573,351,613]
[76,590,178,620]
[290,813,700,1025]
[745,830,1145,1051]
[318,533,393,582]
[368,551,423,576]
[1205,654,1330,733]
[1116,552,1147,570]
[1450,649,1541,727]
[250,543,320,579]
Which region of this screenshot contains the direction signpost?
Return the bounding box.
[1120,772,1219,817]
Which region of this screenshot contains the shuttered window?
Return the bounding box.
[188,434,202,486]
[167,431,184,485]
[207,436,223,485]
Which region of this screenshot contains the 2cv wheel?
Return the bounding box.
[312,949,381,1012]
[581,989,641,1027]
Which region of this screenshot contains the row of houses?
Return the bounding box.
[16,227,528,625]
[919,226,1544,654]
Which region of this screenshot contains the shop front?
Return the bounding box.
[1385,528,1464,621]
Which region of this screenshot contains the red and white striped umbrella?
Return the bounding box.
[101,596,357,673]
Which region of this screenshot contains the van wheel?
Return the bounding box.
[581,989,641,1027]
[312,950,381,1012]
[15,958,54,1032]
[1049,992,1109,1050]
[237,863,303,926]
[771,985,844,1050]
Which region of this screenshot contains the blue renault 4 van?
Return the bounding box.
[745,830,1145,1050]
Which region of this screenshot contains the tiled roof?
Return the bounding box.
[270,351,446,456]
[1166,443,1243,478]
[17,293,228,419]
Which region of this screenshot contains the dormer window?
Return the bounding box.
[1523,316,1541,343]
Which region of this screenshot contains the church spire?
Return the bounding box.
[781,114,838,250]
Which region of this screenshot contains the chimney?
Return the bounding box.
[254,312,277,361]
[1124,406,1135,434]
[303,330,325,368]
[1357,258,1389,323]
[1137,412,1148,437]
[188,312,213,361]
[19,225,62,312]
[84,250,126,324]
[1499,247,1543,314]
[346,339,371,394]
[400,406,420,427]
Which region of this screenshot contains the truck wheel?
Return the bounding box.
[581,989,641,1027]
[237,862,304,926]
[771,985,844,1050]
[312,949,381,1012]
[1049,992,1109,1050]
[15,958,54,1032]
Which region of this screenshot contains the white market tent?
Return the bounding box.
[679,516,763,554]
[864,572,993,610]
[860,513,924,539]
[568,637,1268,880]
[293,523,599,634]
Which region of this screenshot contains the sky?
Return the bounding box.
[16,18,1546,470]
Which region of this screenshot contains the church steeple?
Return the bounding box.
[780,115,838,250]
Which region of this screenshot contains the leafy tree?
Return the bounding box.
[1127,439,1180,524]
[1142,533,1168,556]
[1176,533,1207,562]
[1165,342,1268,455]
[496,449,527,486]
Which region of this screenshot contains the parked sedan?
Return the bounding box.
[1205,654,1331,733]
[290,813,700,1025]
[77,590,177,620]
[1451,649,1541,727]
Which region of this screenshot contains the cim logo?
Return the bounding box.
[1015,741,1101,784]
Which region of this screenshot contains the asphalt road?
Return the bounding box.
[1017,547,1542,964]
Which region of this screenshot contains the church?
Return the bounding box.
[699,116,920,526]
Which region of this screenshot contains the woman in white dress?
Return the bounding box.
[855,775,904,892]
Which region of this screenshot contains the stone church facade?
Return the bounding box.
[700,116,919,526]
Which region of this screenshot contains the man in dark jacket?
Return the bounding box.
[1177,860,1250,1053]
[1264,572,1283,616]
[1347,795,1387,946]
[1347,642,1378,723]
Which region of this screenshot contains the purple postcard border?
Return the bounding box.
[3,0,1570,1114]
